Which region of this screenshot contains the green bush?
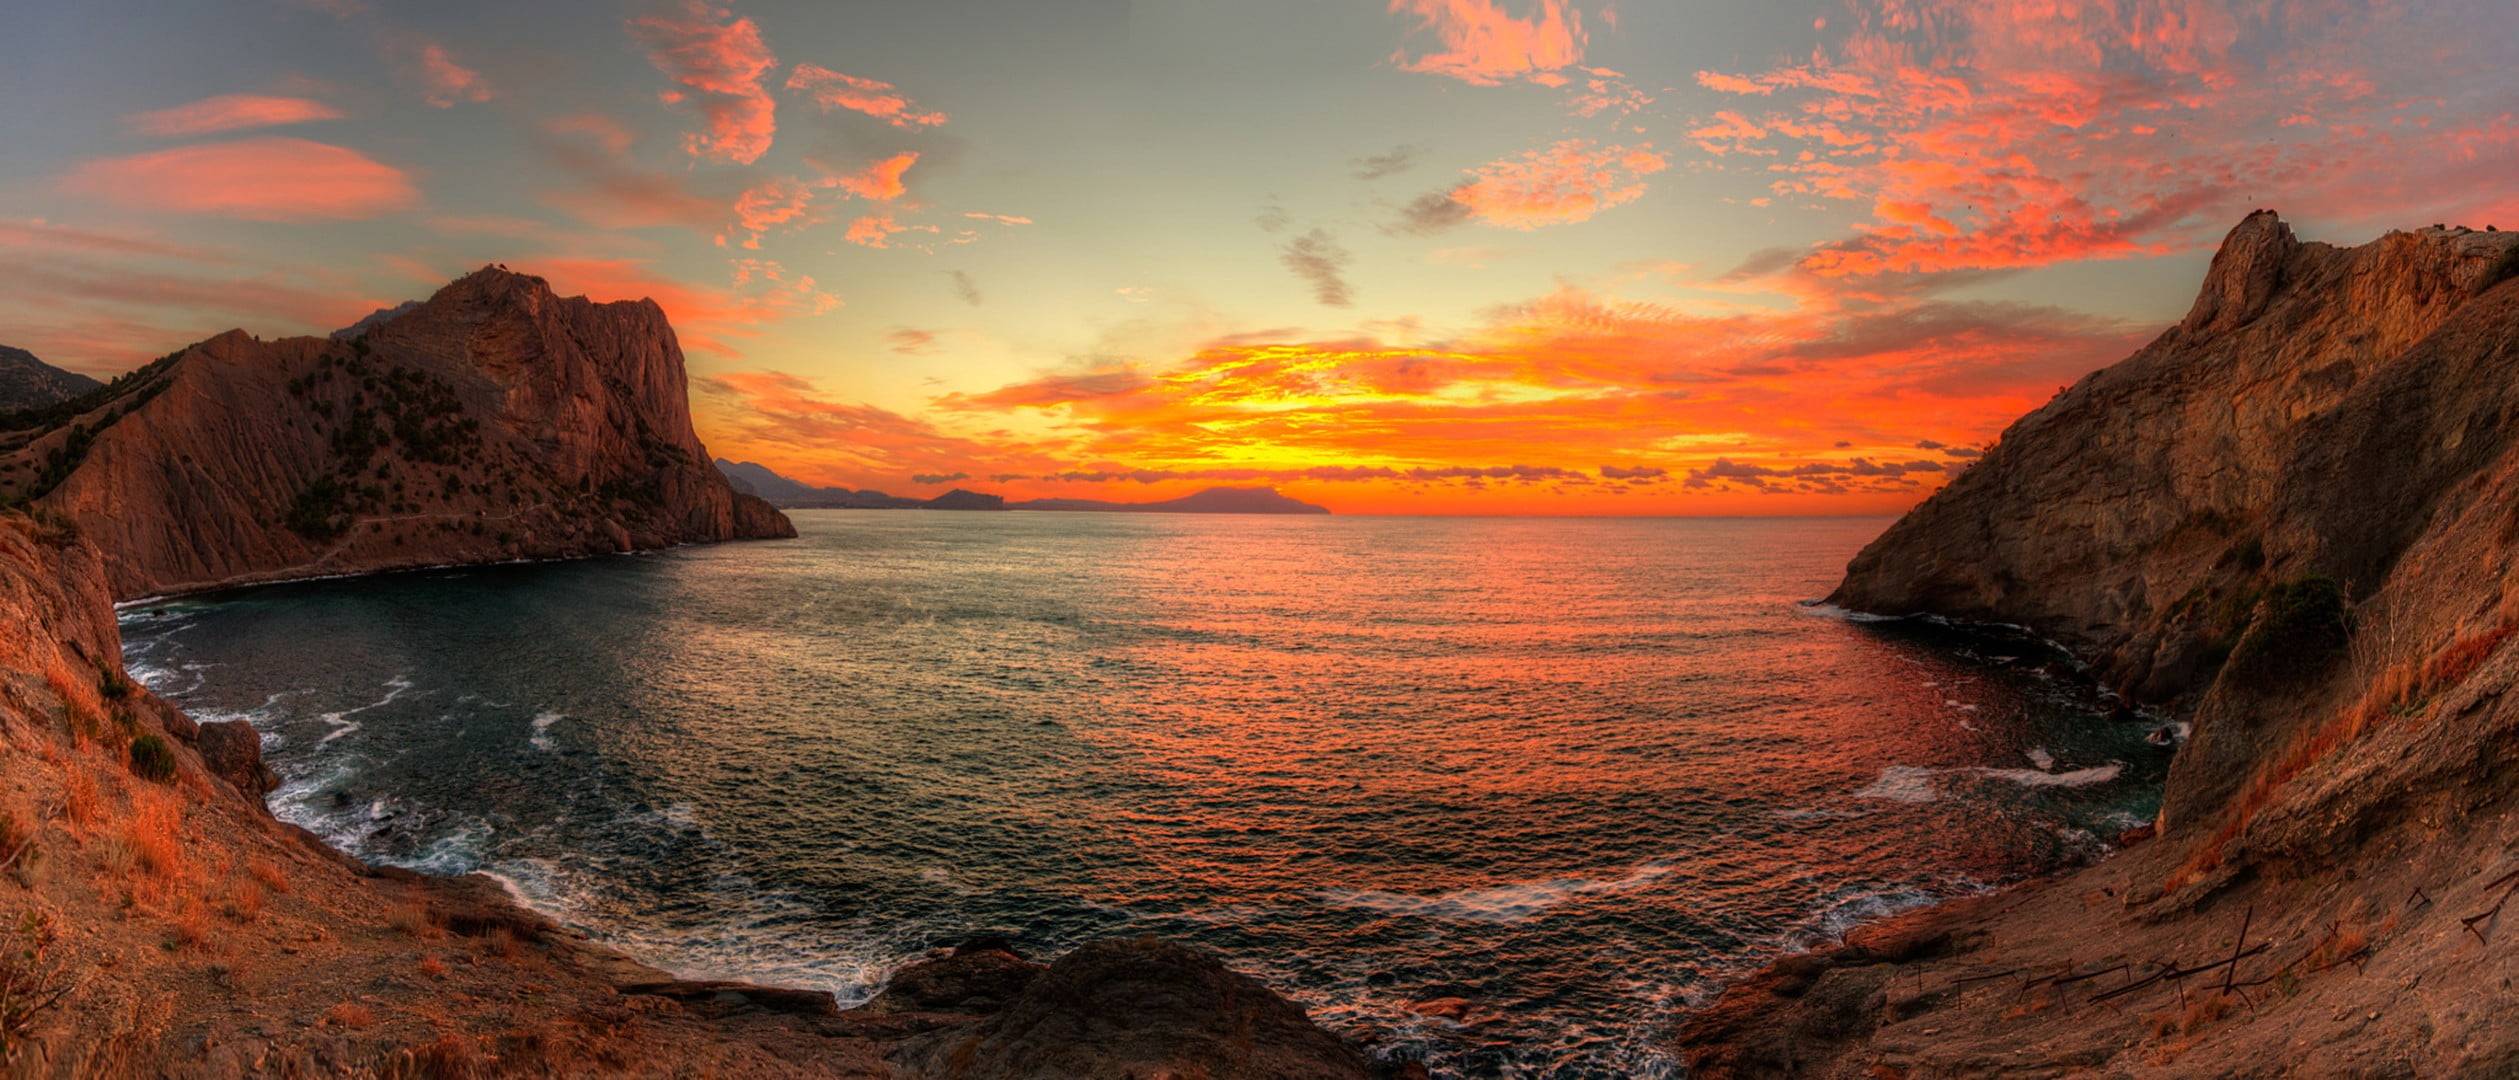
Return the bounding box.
[128,734,177,784]
[2224,575,2351,689]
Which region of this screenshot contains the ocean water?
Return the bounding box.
[122,512,2165,1077]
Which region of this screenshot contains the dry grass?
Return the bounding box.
[123,795,185,881]
[62,764,100,827]
[170,895,212,949]
[327,1002,377,1029]
[248,856,291,895]
[418,954,448,979]
[386,901,438,939]
[481,926,524,959]
[219,879,265,923]
[2166,616,2519,893]
[389,1035,487,1079]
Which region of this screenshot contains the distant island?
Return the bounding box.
[715,459,1332,515]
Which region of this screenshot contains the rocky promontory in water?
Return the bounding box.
[0,270,1394,1075]
[0,267,794,601]
[1680,214,2519,1074]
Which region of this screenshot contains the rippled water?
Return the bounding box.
[123,512,2165,1077]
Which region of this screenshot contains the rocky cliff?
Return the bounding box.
[1680,215,2519,1075]
[0,267,793,600]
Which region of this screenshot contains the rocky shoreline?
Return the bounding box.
[1676,214,2519,1075]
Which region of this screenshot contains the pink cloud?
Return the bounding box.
[785,64,947,129]
[414,41,495,108]
[1447,139,1668,229]
[836,152,918,202]
[63,137,418,222]
[627,1,779,165]
[122,94,344,137]
[1387,0,1586,86]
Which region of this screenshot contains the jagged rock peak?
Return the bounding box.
[2179,209,2300,335]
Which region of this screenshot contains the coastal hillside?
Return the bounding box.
[0,268,793,600]
[1681,215,2519,1074]
[0,508,1401,1077]
[715,459,1332,514]
[0,347,102,415]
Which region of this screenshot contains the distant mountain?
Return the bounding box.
[714,460,1330,514]
[1011,486,1329,515]
[712,459,926,507]
[0,345,104,414]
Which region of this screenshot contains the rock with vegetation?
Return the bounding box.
[0,267,793,600]
[0,346,102,416]
[1682,213,2519,1075]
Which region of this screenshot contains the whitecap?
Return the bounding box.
[529,711,564,752]
[1795,602,1902,623]
[1319,861,1675,924]
[1852,766,1940,804]
[315,674,413,748]
[1965,763,2123,789]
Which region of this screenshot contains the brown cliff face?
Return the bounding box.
[1830,212,2519,825]
[1676,217,2519,1076]
[0,267,792,601]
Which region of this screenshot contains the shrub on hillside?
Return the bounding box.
[2223,575,2352,690]
[128,734,177,784]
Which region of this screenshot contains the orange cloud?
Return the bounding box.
[843,213,937,249]
[122,94,344,136]
[1387,0,1586,86]
[784,64,947,129]
[1686,0,2519,284]
[413,41,495,108]
[64,137,417,222]
[715,269,2140,513]
[721,175,835,249]
[836,152,918,202]
[1444,139,1668,229]
[627,1,778,165]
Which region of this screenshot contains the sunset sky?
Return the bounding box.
[4,0,2513,514]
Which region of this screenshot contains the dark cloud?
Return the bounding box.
[1254,199,1289,233]
[947,269,981,306]
[1915,439,1946,449]
[1281,228,1355,307]
[1392,189,1473,235]
[1600,465,1667,480]
[911,472,970,485]
[1351,144,1420,181]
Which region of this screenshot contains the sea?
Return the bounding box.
[120,512,2166,1077]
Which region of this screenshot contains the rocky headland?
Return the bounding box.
[1679,214,2519,1075]
[0,270,1395,1077]
[0,267,793,601]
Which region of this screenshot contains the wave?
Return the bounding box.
[1854,761,2124,804]
[1320,861,1676,925]
[315,674,413,748]
[529,711,564,752]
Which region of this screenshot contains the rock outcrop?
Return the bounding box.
[1681,215,2519,1075]
[0,267,793,600]
[0,508,1393,1078]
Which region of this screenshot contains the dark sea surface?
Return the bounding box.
[122,512,2165,1077]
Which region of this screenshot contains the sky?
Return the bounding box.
[2,0,2513,515]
